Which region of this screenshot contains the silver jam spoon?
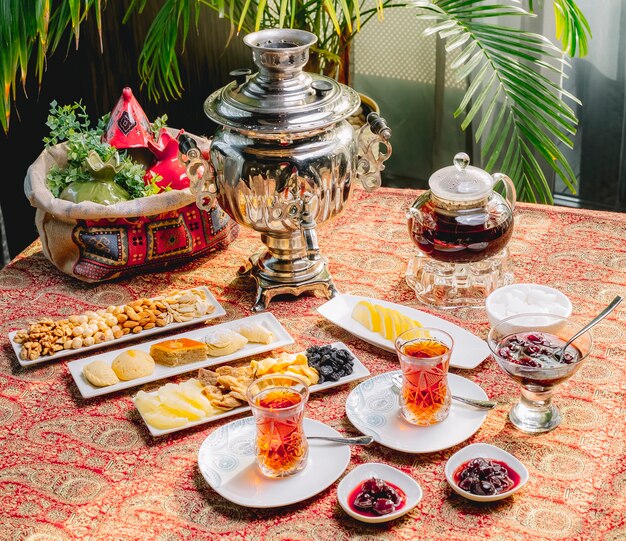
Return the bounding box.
[558,295,623,361]
[307,435,374,446]
[391,374,496,410]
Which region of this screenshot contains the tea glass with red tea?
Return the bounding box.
[246,374,309,478]
[487,313,593,433]
[395,328,454,425]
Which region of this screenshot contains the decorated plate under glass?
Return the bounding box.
[198,417,350,508]
[317,294,490,369]
[345,371,489,453]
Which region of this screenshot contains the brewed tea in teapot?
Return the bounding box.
[406,153,516,307]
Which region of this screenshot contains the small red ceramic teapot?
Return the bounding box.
[103,87,155,167]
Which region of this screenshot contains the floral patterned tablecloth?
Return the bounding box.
[1,187,625,541]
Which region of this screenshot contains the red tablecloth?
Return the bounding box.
[1,187,625,540]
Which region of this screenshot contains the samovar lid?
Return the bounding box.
[428,152,495,203]
[204,29,360,134]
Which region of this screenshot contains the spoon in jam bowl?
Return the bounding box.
[557,295,623,361]
[307,435,374,446]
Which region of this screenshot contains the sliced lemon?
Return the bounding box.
[351,301,424,342]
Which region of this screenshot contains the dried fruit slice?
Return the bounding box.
[176,379,216,414]
[143,410,189,430]
[157,385,206,420]
[134,390,160,414]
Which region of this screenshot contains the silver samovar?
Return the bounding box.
[181,28,392,311]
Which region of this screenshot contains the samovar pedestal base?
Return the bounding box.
[239,254,339,312]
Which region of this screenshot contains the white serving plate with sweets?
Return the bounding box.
[135,342,370,437]
[68,313,293,399]
[10,286,226,367]
[318,294,490,369]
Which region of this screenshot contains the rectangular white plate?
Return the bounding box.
[317,294,490,369]
[68,313,294,398]
[10,286,226,367]
[135,341,370,437]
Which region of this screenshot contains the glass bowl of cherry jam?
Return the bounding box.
[488,313,593,434]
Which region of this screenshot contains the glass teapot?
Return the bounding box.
[407,152,516,264]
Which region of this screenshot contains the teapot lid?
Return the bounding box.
[428,153,494,202]
[203,29,360,134]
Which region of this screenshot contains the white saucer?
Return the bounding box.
[345,372,489,453]
[337,463,423,523]
[445,443,529,502]
[198,417,350,508]
[317,294,490,369]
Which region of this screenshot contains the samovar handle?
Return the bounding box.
[178,134,218,211]
[356,112,393,192]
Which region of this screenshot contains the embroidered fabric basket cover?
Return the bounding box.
[23,136,238,283]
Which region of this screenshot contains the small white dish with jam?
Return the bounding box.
[337,463,423,523]
[445,443,529,502]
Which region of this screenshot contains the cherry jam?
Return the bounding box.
[453,458,520,496]
[348,477,406,517]
[497,332,580,368]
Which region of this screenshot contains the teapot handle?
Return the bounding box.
[493,173,516,211]
[178,134,218,211]
[356,113,393,192]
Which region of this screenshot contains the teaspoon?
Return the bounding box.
[307,435,374,446]
[558,295,623,360]
[391,374,496,410]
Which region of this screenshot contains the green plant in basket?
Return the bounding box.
[44,101,166,204]
[2,0,591,204]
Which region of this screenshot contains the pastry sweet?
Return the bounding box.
[83,360,120,387]
[203,328,248,357]
[149,337,208,366]
[111,349,155,380]
[198,365,255,408]
[231,322,274,344]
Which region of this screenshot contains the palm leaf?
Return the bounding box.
[137,0,192,100]
[0,0,591,154]
[551,0,591,57]
[416,0,580,203]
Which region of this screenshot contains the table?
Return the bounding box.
[1,187,625,541]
